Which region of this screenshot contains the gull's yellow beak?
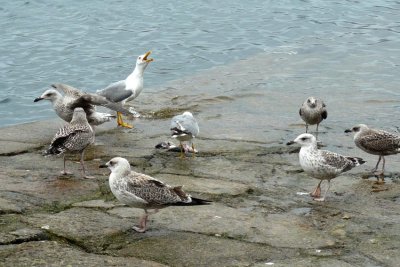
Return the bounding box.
[142,51,154,62]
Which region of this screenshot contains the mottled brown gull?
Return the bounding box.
[34,83,131,126]
[100,157,211,233]
[45,107,95,178]
[287,133,365,201]
[345,124,400,178]
[299,97,327,138]
[170,111,199,158]
[96,51,153,128]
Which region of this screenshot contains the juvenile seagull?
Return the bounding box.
[299,97,327,138]
[45,107,95,178]
[100,157,211,233]
[34,83,131,126]
[170,111,199,158]
[96,51,154,128]
[345,124,400,177]
[287,133,365,201]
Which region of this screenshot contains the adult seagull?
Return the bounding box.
[96,51,154,128]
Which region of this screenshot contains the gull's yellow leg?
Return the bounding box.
[117,112,133,128]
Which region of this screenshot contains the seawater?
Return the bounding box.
[0,0,399,129]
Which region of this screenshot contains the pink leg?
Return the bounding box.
[80,150,94,179]
[314,180,331,202]
[60,155,72,175]
[132,209,160,233]
[310,180,322,198]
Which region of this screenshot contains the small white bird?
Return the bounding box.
[100,157,211,232]
[170,111,199,158]
[96,51,153,128]
[287,133,365,201]
[45,107,95,178]
[345,124,400,179]
[299,97,327,138]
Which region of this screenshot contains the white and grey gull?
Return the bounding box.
[100,157,211,232]
[96,51,153,128]
[34,83,131,126]
[170,111,199,158]
[299,97,327,138]
[45,107,95,178]
[345,124,400,179]
[287,133,365,201]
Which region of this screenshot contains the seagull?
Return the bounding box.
[299,97,327,138]
[45,107,95,178]
[96,51,154,128]
[170,111,199,158]
[287,133,365,201]
[34,83,131,126]
[99,157,211,232]
[345,124,400,179]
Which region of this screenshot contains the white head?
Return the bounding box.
[135,51,153,70]
[182,111,193,117]
[34,89,62,103]
[100,157,131,173]
[287,133,317,147]
[304,96,318,108]
[344,124,369,137]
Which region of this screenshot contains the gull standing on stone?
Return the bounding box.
[345,124,400,178]
[96,51,154,128]
[100,157,211,233]
[34,83,131,126]
[45,107,95,178]
[287,133,365,201]
[299,97,327,138]
[170,111,199,158]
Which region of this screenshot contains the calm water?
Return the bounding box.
[1,0,400,128]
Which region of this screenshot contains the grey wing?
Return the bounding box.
[96,80,133,102]
[52,83,84,98]
[125,174,184,205]
[72,93,132,115]
[171,115,199,136]
[358,131,400,153]
[320,150,352,172]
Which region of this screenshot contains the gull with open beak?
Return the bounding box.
[96,51,154,128]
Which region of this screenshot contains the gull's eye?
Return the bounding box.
[307,99,311,103]
[45,93,52,97]
[301,137,307,141]
[138,57,142,60]
[353,127,360,132]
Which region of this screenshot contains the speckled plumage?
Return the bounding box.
[287,133,364,201]
[34,83,130,126]
[170,111,199,157]
[101,157,210,232]
[299,97,327,137]
[46,108,95,178]
[345,124,400,176]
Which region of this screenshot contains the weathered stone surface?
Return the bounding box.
[0,241,166,267]
[25,208,132,250]
[72,199,121,209]
[113,232,295,267]
[0,197,23,214]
